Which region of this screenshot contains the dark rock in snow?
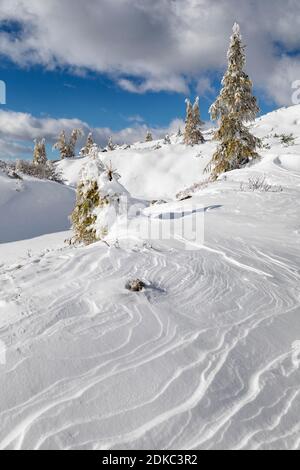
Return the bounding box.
[126,279,145,292]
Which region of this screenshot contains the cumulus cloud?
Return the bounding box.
[0,0,300,104]
[0,137,32,159]
[118,76,189,94]
[196,77,216,98]
[264,56,300,106]
[0,110,87,142]
[0,109,184,160]
[126,114,145,123]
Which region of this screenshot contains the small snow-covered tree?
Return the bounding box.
[184,97,204,145]
[164,134,171,145]
[80,132,95,157]
[54,129,83,159]
[177,128,182,137]
[33,138,47,165]
[145,131,153,142]
[192,97,205,144]
[71,149,105,245]
[71,148,127,244]
[88,143,101,160]
[107,136,116,151]
[207,23,260,179]
[93,163,128,241]
[53,131,68,160]
[184,99,193,145]
[68,128,84,158]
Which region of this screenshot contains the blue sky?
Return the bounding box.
[0,59,274,125]
[0,60,188,128]
[0,0,299,159]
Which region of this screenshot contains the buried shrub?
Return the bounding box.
[14,160,63,183]
[240,176,283,192]
[274,133,296,147]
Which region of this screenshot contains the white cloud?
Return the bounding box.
[0,110,183,160]
[126,114,145,123]
[0,0,300,104]
[264,56,300,106]
[0,110,87,141]
[196,77,215,98]
[0,137,31,159]
[118,76,189,94]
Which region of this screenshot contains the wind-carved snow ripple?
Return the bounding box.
[0,221,299,449]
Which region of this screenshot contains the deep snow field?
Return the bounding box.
[0,105,300,450]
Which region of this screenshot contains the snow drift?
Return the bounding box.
[57,135,216,200]
[0,172,75,243]
[0,105,300,450]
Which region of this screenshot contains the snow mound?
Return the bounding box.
[57,104,300,201]
[57,131,216,200]
[253,105,300,138]
[0,171,75,243]
[274,154,300,173]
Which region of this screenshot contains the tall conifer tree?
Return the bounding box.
[80,132,95,157]
[207,23,260,179]
[33,138,47,165]
[184,97,204,145]
[53,131,68,160]
[54,129,83,159]
[191,97,204,144]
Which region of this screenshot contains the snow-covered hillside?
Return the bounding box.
[56,105,300,201]
[57,133,216,200]
[0,105,300,450]
[0,172,75,243]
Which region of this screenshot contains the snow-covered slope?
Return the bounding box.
[0,172,75,243]
[57,133,216,199]
[57,106,300,201]
[0,105,300,450]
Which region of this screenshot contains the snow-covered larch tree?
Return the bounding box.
[207,23,260,179]
[164,134,171,145]
[184,97,204,145]
[53,131,68,160]
[80,132,95,157]
[71,146,105,245]
[68,128,84,158]
[107,136,116,151]
[88,143,101,160]
[33,138,47,165]
[145,131,153,142]
[71,148,128,245]
[192,97,205,144]
[93,162,129,241]
[184,99,193,145]
[54,129,83,159]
